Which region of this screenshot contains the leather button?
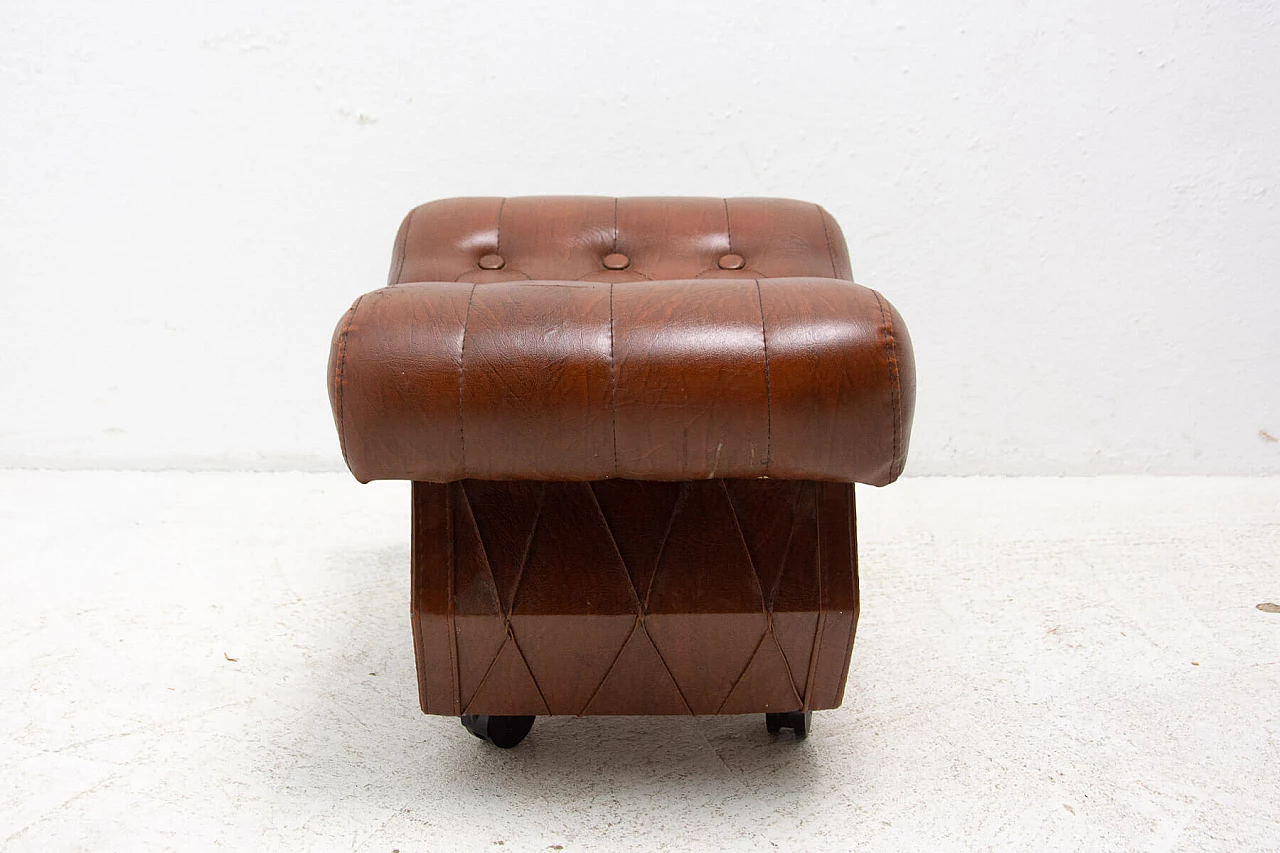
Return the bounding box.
[718,253,746,270]
[478,253,505,270]
[602,253,630,270]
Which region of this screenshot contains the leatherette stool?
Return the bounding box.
[328,197,916,747]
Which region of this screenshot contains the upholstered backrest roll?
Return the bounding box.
[330,276,914,485]
[389,197,854,285]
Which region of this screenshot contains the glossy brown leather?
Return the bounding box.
[330,197,916,722]
[330,198,915,485]
[411,479,858,716]
[388,196,853,285]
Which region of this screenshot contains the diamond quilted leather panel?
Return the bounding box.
[644,612,770,714]
[463,636,551,716]
[582,623,691,715]
[510,482,637,616]
[511,614,636,715]
[410,478,858,716]
[717,632,803,714]
[589,480,681,600]
[462,480,543,613]
[645,481,764,614]
[723,479,804,607]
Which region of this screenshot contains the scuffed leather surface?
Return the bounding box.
[333,277,913,484]
[411,478,858,716]
[329,197,915,485]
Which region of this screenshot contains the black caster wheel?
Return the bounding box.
[460,714,535,749]
[765,710,811,739]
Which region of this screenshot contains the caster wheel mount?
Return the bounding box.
[461,714,535,749]
[765,710,812,739]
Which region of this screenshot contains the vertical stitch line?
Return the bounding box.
[723,198,733,251]
[872,290,902,481]
[609,283,620,477]
[391,207,417,285]
[612,197,619,253]
[458,284,477,474]
[495,198,506,256]
[754,279,773,473]
[803,482,825,711]
[836,482,860,692]
[815,203,840,279]
[409,484,427,711]
[334,294,366,466]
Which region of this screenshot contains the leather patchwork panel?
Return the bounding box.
[411,478,859,717]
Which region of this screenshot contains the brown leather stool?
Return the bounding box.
[328,197,916,747]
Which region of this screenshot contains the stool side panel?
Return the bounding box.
[409,479,859,716]
[411,481,459,715]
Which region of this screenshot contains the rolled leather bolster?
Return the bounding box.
[329,277,915,485]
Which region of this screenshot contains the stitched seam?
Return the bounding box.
[457,270,530,282]
[814,203,844,277]
[771,630,805,709]
[767,486,799,607]
[803,482,826,711]
[334,294,366,465]
[447,484,461,714]
[612,197,619,253]
[716,630,769,714]
[461,636,505,716]
[816,203,840,279]
[644,487,683,611]
[872,290,903,480]
[720,480,770,710]
[642,622,694,715]
[580,617,640,715]
[586,482,638,608]
[458,284,477,474]
[754,279,773,473]
[495,198,506,256]
[835,482,860,693]
[609,283,620,477]
[574,270,648,282]
[723,198,733,251]
[460,486,501,608]
[722,480,768,610]
[505,483,544,615]
[391,207,417,285]
[508,627,552,714]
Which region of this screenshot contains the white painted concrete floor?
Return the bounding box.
[0,472,1277,852]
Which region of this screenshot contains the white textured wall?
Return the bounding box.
[2,0,1278,475]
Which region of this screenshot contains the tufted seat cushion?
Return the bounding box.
[387,196,855,284]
